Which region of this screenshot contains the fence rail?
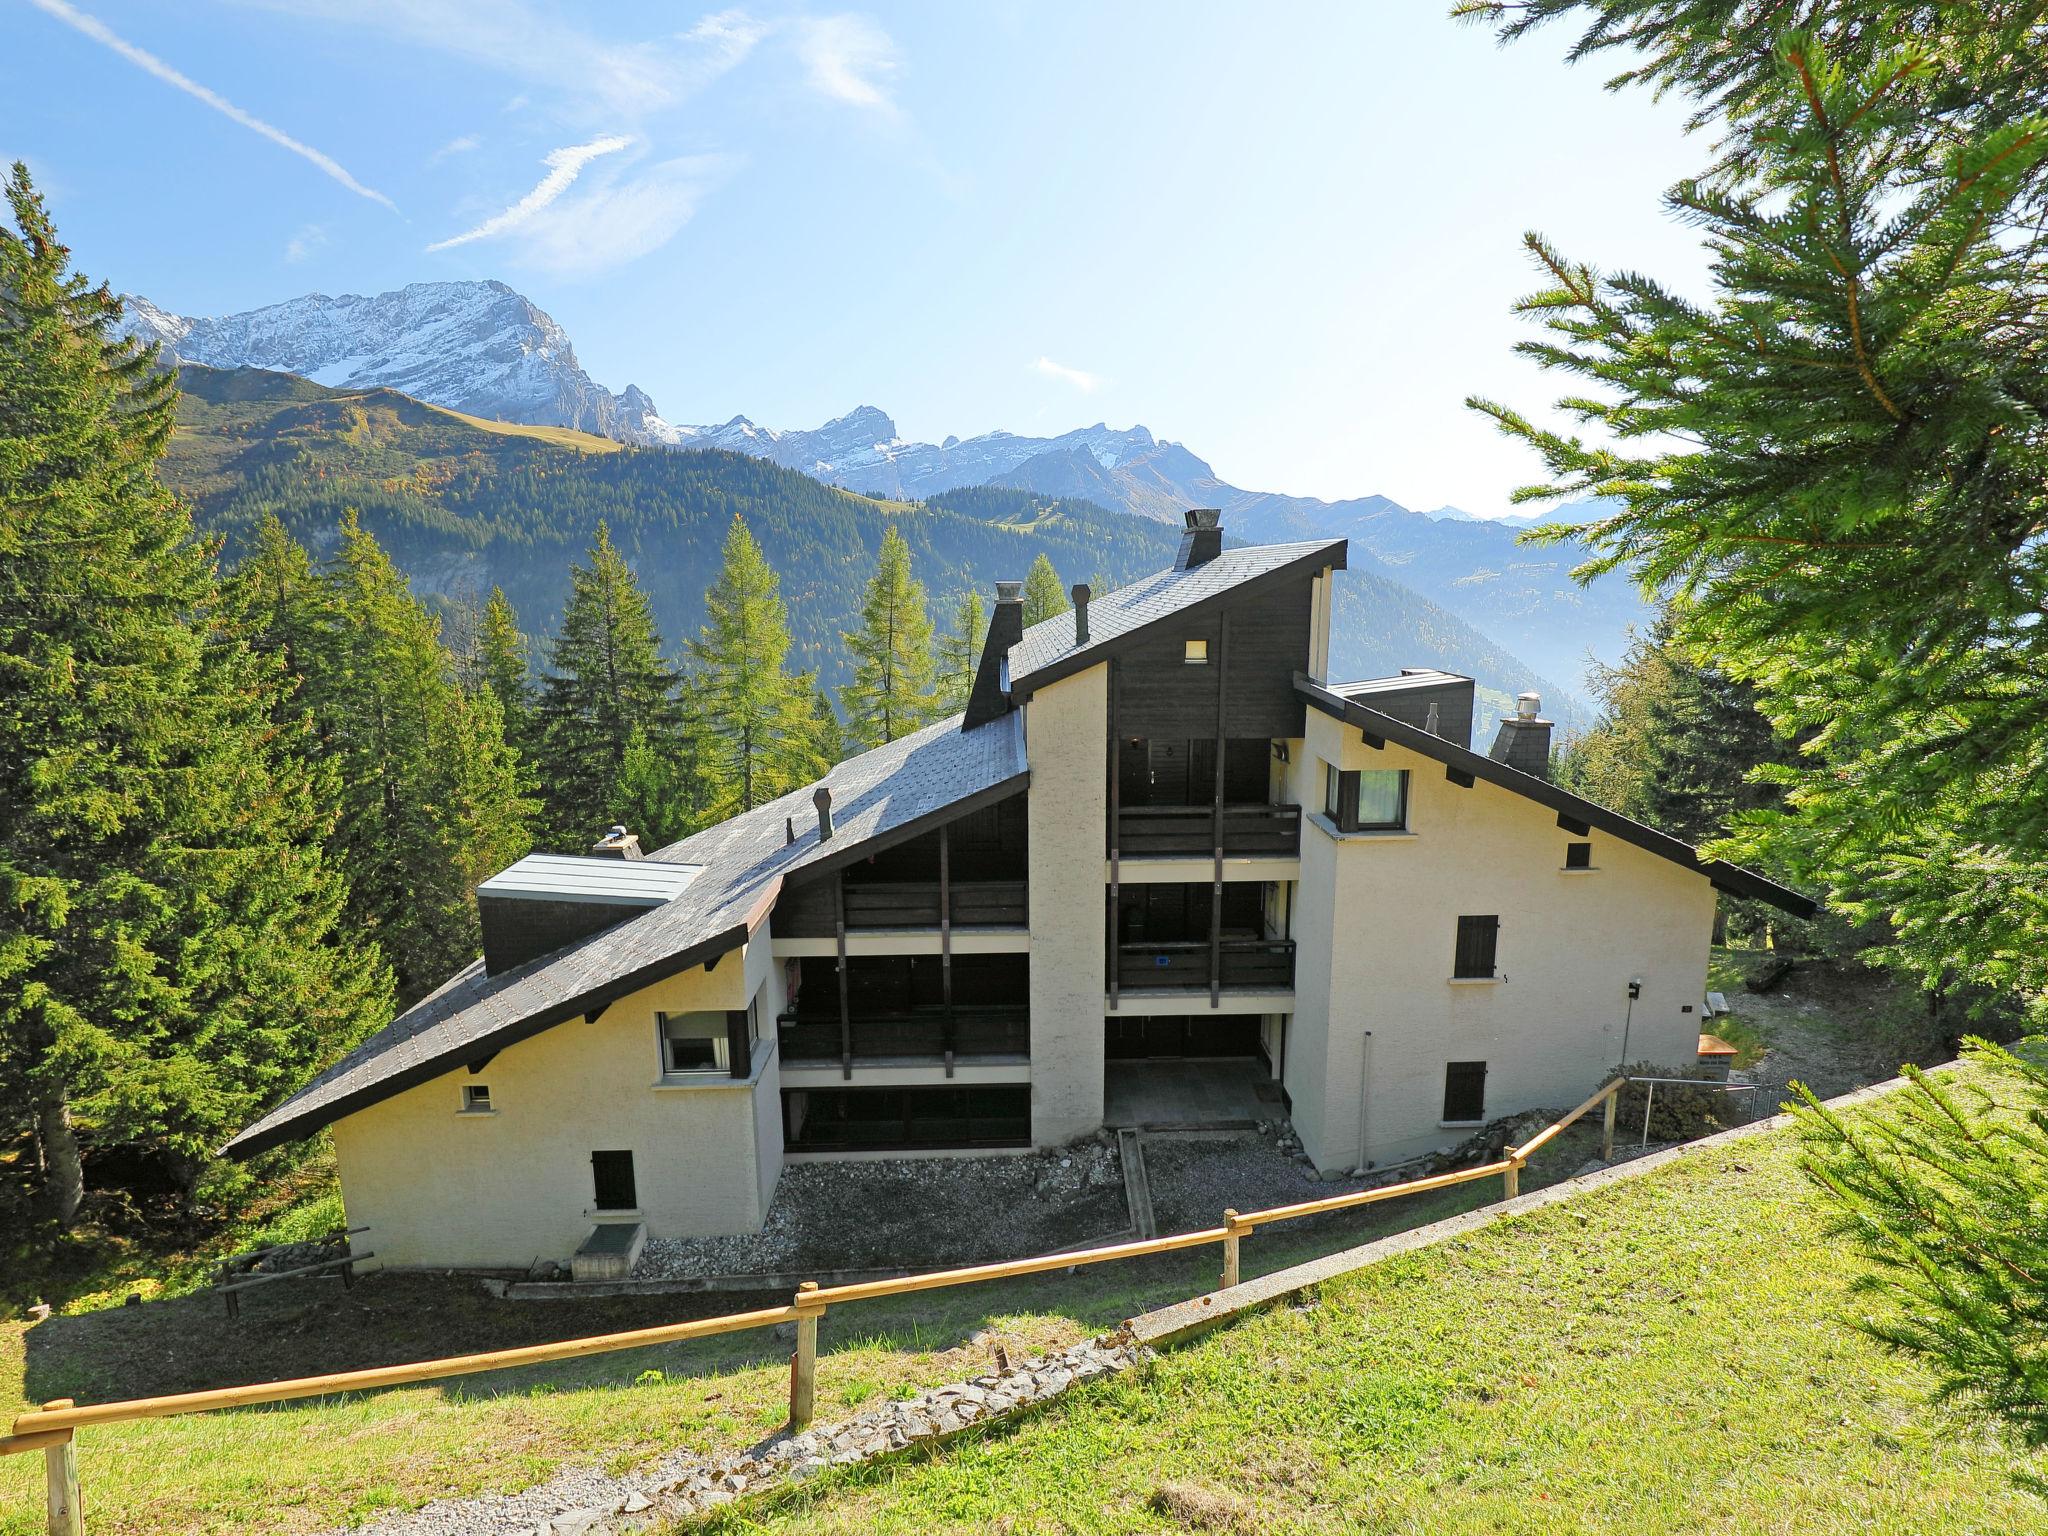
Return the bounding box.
[6,1075,1629,1534]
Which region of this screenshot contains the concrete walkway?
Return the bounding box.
[1102,1059,1277,1129]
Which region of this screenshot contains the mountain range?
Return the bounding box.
[127,279,1651,701]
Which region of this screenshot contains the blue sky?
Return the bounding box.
[4,1,1711,515]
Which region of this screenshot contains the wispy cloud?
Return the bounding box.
[1033,356,1104,393]
[26,0,396,209]
[284,223,327,261]
[510,154,734,275]
[251,0,768,120]
[428,133,481,164]
[426,134,633,252]
[795,14,901,115]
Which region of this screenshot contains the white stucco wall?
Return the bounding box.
[1024,666,1109,1145]
[1282,711,1716,1172]
[333,931,786,1269]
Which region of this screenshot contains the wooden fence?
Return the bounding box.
[2,1077,1627,1535]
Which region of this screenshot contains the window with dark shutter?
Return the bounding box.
[1453,915,1499,979]
[1443,1061,1487,1123]
[1565,841,1592,869]
[591,1149,636,1211]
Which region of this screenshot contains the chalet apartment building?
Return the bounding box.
[226,512,1812,1270]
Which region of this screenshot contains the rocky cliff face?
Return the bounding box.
[123,280,666,442]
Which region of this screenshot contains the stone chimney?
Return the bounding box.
[1487,692,1553,778]
[590,825,644,860]
[1072,583,1091,645]
[1175,508,1224,570]
[963,579,1026,729]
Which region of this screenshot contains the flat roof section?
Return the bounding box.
[477,855,705,907]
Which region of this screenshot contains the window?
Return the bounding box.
[590,1149,636,1211]
[461,1083,493,1113]
[1453,914,1500,979]
[1183,638,1209,665]
[1565,841,1592,869]
[660,1011,730,1074]
[1443,1061,1488,1124]
[1324,764,1408,833]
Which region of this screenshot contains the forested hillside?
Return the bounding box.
[164,367,1578,724]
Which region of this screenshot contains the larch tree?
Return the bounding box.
[0,164,389,1218]
[934,589,987,715]
[533,522,683,847]
[841,527,939,747]
[689,515,812,818]
[1021,552,1070,626]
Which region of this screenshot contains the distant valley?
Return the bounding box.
[129,279,1649,712]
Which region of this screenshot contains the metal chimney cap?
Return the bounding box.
[1184,507,1222,530]
[994,580,1024,604]
[1515,692,1542,720]
[606,824,628,839]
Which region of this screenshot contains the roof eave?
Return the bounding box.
[1295,674,1817,919]
[1008,541,1347,704]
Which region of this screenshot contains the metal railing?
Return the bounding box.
[2,1078,1628,1534]
[1114,937,1295,992]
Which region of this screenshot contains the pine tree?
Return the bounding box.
[841,527,939,747]
[690,515,812,816]
[1792,1039,2048,1463]
[474,586,534,750]
[1022,552,1070,626]
[614,726,696,850]
[533,522,683,846]
[0,165,390,1218]
[934,589,987,716]
[791,676,845,781]
[1464,28,2048,1010]
[289,515,534,991]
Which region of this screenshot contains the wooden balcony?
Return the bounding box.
[1115,803,1301,859]
[778,1005,1030,1065]
[776,878,1028,938]
[1113,937,1296,993]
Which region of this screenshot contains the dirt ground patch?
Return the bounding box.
[1716,950,1957,1106]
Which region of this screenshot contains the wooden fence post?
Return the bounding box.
[42,1402,80,1536]
[1503,1159,1520,1200]
[1602,1087,1619,1161]
[789,1283,822,1429]
[1221,1211,1243,1290]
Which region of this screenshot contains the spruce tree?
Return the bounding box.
[1021,552,1070,626]
[792,676,845,780]
[934,589,988,715]
[0,165,389,1217]
[841,526,939,747]
[474,586,534,750]
[533,522,682,846]
[690,515,811,816]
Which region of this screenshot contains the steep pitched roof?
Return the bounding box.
[1297,673,1816,917]
[1004,538,1346,700]
[224,708,1029,1158]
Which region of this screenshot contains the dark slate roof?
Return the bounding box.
[1297,674,1817,917]
[1004,538,1346,700]
[224,709,1030,1158]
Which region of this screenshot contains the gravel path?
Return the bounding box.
[633,1143,1127,1281]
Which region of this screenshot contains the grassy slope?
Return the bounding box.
[708,1108,2037,1535]
[5,1103,2036,1534]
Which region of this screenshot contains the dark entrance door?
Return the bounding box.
[1106,1014,1261,1059]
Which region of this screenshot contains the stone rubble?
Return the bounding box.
[320,1333,1147,1536]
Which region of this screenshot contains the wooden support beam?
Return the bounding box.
[1211,616,1228,1009]
[1446,765,1475,789]
[465,1054,496,1075]
[790,1282,822,1428]
[1360,729,1384,750]
[940,822,954,1077]
[42,1404,80,1536]
[1557,812,1591,836]
[1107,658,1121,1009]
[834,873,851,1081]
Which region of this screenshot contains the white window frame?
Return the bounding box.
[460,1082,494,1114]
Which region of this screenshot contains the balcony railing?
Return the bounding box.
[1113,937,1296,992]
[1115,804,1301,859]
[777,878,1028,938]
[778,1005,1030,1065]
